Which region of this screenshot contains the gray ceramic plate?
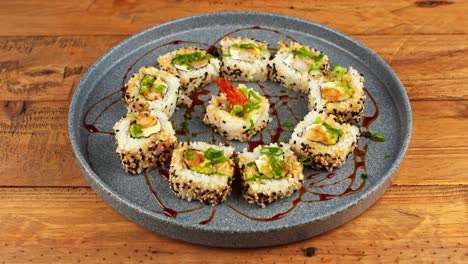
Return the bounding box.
[69,12,411,248]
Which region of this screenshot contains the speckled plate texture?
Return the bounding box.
[69,12,411,248]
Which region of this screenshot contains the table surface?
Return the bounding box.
[0,1,467,263]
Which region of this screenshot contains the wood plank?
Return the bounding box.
[0,185,466,263]
[0,1,466,36]
[0,101,87,187]
[0,36,124,101]
[0,100,467,187]
[1,34,467,101]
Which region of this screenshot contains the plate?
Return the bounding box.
[69,12,411,248]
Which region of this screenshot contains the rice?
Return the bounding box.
[269,40,329,93]
[169,142,235,205]
[308,66,366,124]
[237,143,304,208]
[124,66,179,118]
[220,36,270,82]
[289,111,360,171]
[113,110,177,175]
[203,83,270,142]
[158,46,220,96]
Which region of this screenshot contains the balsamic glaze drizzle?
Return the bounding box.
[82,26,380,225]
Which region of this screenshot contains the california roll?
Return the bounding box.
[290,111,359,171]
[158,47,220,96]
[124,66,179,118]
[269,41,329,93]
[203,78,270,142]
[308,65,366,124]
[220,36,270,82]
[238,143,304,208]
[113,110,177,175]
[169,142,235,205]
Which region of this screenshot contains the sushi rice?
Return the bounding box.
[124,66,179,118]
[290,111,360,171]
[203,80,270,142]
[237,143,304,208]
[220,36,270,82]
[158,46,220,96]
[169,142,235,205]
[269,40,329,93]
[113,110,177,175]
[308,66,366,124]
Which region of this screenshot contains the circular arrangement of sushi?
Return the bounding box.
[113,36,368,207]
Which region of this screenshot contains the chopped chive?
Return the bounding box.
[247,161,255,167]
[246,174,267,182]
[384,154,392,159]
[314,116,323,123]
[130,123,143,138]
[184,151,195,160]
[282,121,294,128]
[322,123,344,136]
[361,173,368,179]
[278,138,286,144]
[154,84,166,93]
[249,119,254,134]
[233,156,240,164]
[362,131,385,142]
[299,156,313,166]
[204,148,224,160]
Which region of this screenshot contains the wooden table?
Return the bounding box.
[0,1,467,263]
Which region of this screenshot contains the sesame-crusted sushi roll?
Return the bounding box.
[124,66,179,118]
[203,78,270,142]
[238,143,304,208]
[290,111,360,171]
[269,41,329,93]
[113,110,177,175]
[308,65,366,124]
[169,142,235,205]
[220,36,270,82]
[157,47,220,96]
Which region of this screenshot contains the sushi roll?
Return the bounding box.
[203,78,270,142]
[169,142,235,205]
[308,65,366,124]
[289,111,360,171]
[220,36,270,82]
[113,110,177,175]
[157,47,220,96]
[124,66,179,118]
[238,143,304,208]
[269,40,329,93]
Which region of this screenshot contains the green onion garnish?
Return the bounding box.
[140,74,156,94]
[246,174,267,182]
[278,138,286,144]
[322,123,344,136]
[361,173,368,179]
[333,65,348,77]
[184,151,195,160]
[172,52,213,70]
[362,131,385,142]
[247,161,255,167]
[204,148,224,160]
[299,156,313,166]
[282,121,294,128]
[230,104,244,115]
[154,84,166,93]
[292,47,324,62]
[249,119,255,134]
[259,146,283,156]
[384,154,391,159]
[130,123,143,138]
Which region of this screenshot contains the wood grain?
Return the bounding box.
[0,185,466,263]
[0,0,466,36]
[0,100,466,187]
[1,35,467,101]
